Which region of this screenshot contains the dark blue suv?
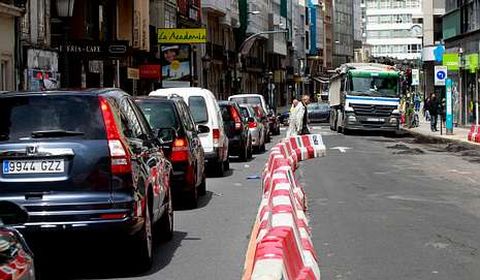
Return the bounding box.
[0,89,173,269]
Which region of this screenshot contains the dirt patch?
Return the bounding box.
[446,143,471,153]
[387,143,412,150]
[393,148,425,155]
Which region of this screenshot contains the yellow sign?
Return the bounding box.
[157,28,207,44]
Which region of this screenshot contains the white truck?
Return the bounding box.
[329,63,402,134]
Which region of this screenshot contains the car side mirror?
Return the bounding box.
[0,201,29,226]
[197,125,210,134]
[156,128,177,144]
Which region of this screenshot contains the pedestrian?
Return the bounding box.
[429,93,439,132]
[414,94,421,112]
[286,99,299,137]
[295,95,311,135]
[424,96,431,121]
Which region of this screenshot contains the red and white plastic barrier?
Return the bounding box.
[242,134,326,280]
[468,125,480,143]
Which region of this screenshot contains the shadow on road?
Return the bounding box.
[31,230,188,280]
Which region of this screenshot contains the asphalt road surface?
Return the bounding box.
[31,135,278,280]
[302,124,480,280]
[28,124,480,280]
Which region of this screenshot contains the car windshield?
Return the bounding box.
[239,107,250,118]
[136,100,179,129]
[349,76,399,97]
[230,96,262,107]
[0,95,105,142]
[188,96,208,123]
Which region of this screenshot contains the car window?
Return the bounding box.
[127,98,153,136]
[220,105,232,122]
[188,96,208,124]
[120,97,143,139]
[230,96,262,107]
[0,95,105,142]
[240,107,250,118]
[179,101,196,132]
[136,100,179,130]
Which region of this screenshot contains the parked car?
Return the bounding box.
[252,105,271,143]
[228,94,268,114]
[308,102,330,123]
[0,201,35,280]
[150,88,229,177]
[267,109,281,136]
[0,89,173,270]
[278,111,290,126]
[135,96,206,208]
[239,104,266,153]
[218,101,252,161]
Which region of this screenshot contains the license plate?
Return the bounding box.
[367,118,384,122]
[3,159,65,175]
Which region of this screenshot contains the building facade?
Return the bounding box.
[421,0,444,100]
[364,0,423,61]
[443,0,480,126]
[332,0,354,67]
[0,0,23,91]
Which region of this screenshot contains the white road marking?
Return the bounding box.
[330,147,351,153]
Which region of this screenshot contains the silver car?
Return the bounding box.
[239,104,266,153]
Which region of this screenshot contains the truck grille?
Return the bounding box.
[351,104,397,117]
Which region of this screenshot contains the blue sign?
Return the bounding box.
[446,78,453,132]
[436,71,446,80]
[434,44,445,63]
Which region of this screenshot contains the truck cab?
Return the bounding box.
[329,63,401,133]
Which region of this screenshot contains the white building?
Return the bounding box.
[364,0,423,60]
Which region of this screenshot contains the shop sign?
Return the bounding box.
[442,53,459,71]
[411,69,419,86]
[139,65,161,79]
[128,68,140,80]
[58,41,129,58]
[465,54,478,73]
[157,28,207,44]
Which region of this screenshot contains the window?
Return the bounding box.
[120,97,143,139]
[137,100,178,130]
[0,95,106,142]
[188,96,208,124]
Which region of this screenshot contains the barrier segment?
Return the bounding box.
[468,125,479,142]
[243,134,326,280]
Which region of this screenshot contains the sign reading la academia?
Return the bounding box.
[157,28,207,44]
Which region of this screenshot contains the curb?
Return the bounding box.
[402,128,480,150]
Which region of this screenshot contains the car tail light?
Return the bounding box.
[248,121,257,129]
[213,129,220,146]
[171,137,189,162]
[99,97,132,174]
[230,107,242,130]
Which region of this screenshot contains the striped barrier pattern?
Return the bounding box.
[468,125,480,143]
[242,134,326,280]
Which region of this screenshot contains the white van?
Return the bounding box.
[150,88,229,176]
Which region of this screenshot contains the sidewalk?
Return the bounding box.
[404,118,480,148]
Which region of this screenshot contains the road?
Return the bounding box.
[303,124,480,280]
[32,138,278,280]
[29,124,480,280]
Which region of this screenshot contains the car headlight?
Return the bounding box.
[348,116,357,123]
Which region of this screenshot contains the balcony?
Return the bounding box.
[202,0,228,15]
